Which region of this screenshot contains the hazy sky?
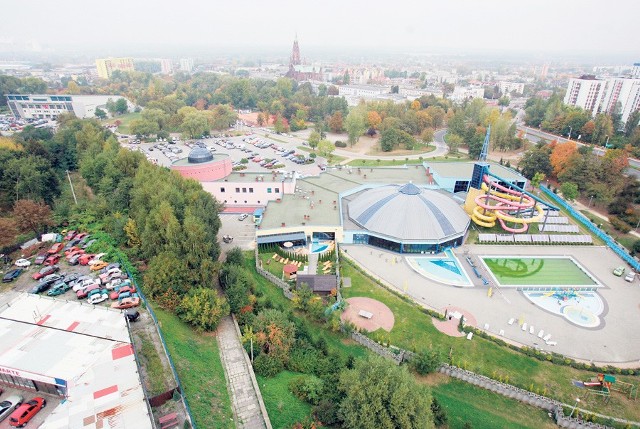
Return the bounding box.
[2,0,639,58]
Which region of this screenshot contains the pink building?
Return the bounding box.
[202,172,297,209]
[170,148,232,181]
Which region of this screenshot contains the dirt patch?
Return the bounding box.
[415,372,450,386]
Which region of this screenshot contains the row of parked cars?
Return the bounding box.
[0,388,46,428]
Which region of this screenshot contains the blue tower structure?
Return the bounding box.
[470,125,491,190]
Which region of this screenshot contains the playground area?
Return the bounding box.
[340,244,640,363]
[480,256,600,288]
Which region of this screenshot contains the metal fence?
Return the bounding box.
[540,185,640,271]
[122,262,197,429]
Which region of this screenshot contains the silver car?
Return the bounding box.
[0,394,23,422]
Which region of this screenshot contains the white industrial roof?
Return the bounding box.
[0,293,153,429]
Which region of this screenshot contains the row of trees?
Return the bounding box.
[524,93,640,154]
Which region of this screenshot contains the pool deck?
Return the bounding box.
[341,244,640,365]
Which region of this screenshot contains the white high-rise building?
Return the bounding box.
[600,77,640,125]
[563,76,607,116]
[179,58,194,73]
[159,58,173,74]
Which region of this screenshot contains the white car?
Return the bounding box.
[88,292,109,305]
[15,258,31,268]
[88,253,107,265]
[0,394,23,422]
[73,278,98,292]
[238,213,249,221]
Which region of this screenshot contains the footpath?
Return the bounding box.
[217,316,270,429]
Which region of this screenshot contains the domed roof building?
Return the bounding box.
[170,146,232,182]
[346,183,469,253]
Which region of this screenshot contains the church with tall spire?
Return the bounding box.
[285,35,322,82]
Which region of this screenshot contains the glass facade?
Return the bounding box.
[349,233,464,254]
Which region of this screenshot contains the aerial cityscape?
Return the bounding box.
[0,1,639,428]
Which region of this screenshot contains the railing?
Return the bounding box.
[540,185,640,271]
[122,262,197,429]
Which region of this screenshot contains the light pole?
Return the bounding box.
[567,126,572,141]
[588,195,594,207]
[605,135,610,147]
[569,397,581,418]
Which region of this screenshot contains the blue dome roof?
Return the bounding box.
[188,147,214,164]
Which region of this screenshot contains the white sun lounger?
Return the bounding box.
[508,318,515,325]
[543,334,552,342]
[522,322,527,331]
[466,332,473,340]
[529,326,535,334]
[537,330,544,338]
[499,329,505,336]
[547,341,557,346]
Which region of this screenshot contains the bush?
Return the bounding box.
[334,141,347,148]
[232,165,247,171]
[609,215,632,233]
[176,288,229,331]
[253,354,284,377]
[313,400,339,425]
[288,375,324,405]
[287,347,320,374]
[309,152,316,158]
[412,348,442,375]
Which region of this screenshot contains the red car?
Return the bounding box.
[66,249,85,260]
[64,246,82,257]
[78,254,96,265]
[110,285,136,300]
[47,243,64,254]
[32,265,59,280]
[75,232,88,241]
[44,254,61,266]
[8,397,46,427]
[111,296,140,309]
[64,230,77,241]
[77,284,100,299]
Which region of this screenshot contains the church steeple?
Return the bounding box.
[290,34,301,66]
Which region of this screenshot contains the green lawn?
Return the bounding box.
[257,371,315,429]
[102,111,141,135]
[137,331,168,396]
[339,258,640,422]
[482,257,597,286]
[432,380,556,429]
[154,307,235,429]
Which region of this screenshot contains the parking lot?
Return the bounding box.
[124,132,327,177]
[0,386,60,429]
[218,214,257,251]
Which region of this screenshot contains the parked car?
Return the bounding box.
[64,246,82,257]
[78,234,92,245]
[66,249,84,260]
[106,278,131,290]
[2,269,22,283]
[0,394,23,423]
[81,239,96,249]
[14,258,31,268]
[125,309,140,322]
[88,291,109,304]
[47,281,72,296]
[64,230,77,241]
[63,238,81,251]
[103,263,121,272]
[75,233,89,241]
[613,266,625,277]
[47,243,64,254]
[78,254,96,265]
[32,265,59,280]
[68,253,82,265]
[34,252,47,265]
[63,273,81,285]
[88,253,107,265]
[91,261,109,271]
[625,271,636,282]
[44,255,61,266]
[73,277,98,292]
[8,397,45,427]
[30,281,54,294]
[77,284,100,299]
[238,213,249,221]
[110,285,136,300]
[111,296,140,309]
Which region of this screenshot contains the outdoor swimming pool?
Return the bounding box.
[311,240,331,254]
[480,256,599,288]
[407,250,472,287]
[523,290,604,328]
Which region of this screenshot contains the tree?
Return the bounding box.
[129,118,159,137]
[530,172,546,189]
[256,112,265,126]
[308,131,320,151]
[345,110,366,147]
[431,398,448,428]
[208,104,238,130]
[338,355,434,429]
[411,348,442,375]
[115,98,128,114]
[518,143,552,179]
[367,111,382,129]
[328,111,344,133]
[0,218,18,247]
[180,111,209,138]
[560,182,579,201]
[446,133,464,154]
[420,128,435,145]
[317,139,334,159]
[592,114,614,145]
[12,199,53,236]
[225,247,245,266]
[177,288,229,331]
[550,141,578,177]
[252,309,296,368]
[144,251,192,308]
[94,107,107,120]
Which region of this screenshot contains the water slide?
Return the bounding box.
[471,175,544,232]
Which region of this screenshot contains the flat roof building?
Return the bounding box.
[0,292,153,429]
[6,94,132,120]
[95,57,134,79]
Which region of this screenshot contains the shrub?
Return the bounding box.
[609,216,632,233]
[412,348,442,375]
[288,375,324,405]
[334,141,347,148]
[309,152,317,158]
[288,347,320,374]
[253,354,284,377]
[313,400,339,425]
[232,165,247,171]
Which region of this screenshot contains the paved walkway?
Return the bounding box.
[308,252,319,274]
[217,316,269,429]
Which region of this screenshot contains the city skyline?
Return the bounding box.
[1,0,639,61]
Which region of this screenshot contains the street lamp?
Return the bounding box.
[567,126,572,140]
[588,195,594,207]
[569,398,581,418]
